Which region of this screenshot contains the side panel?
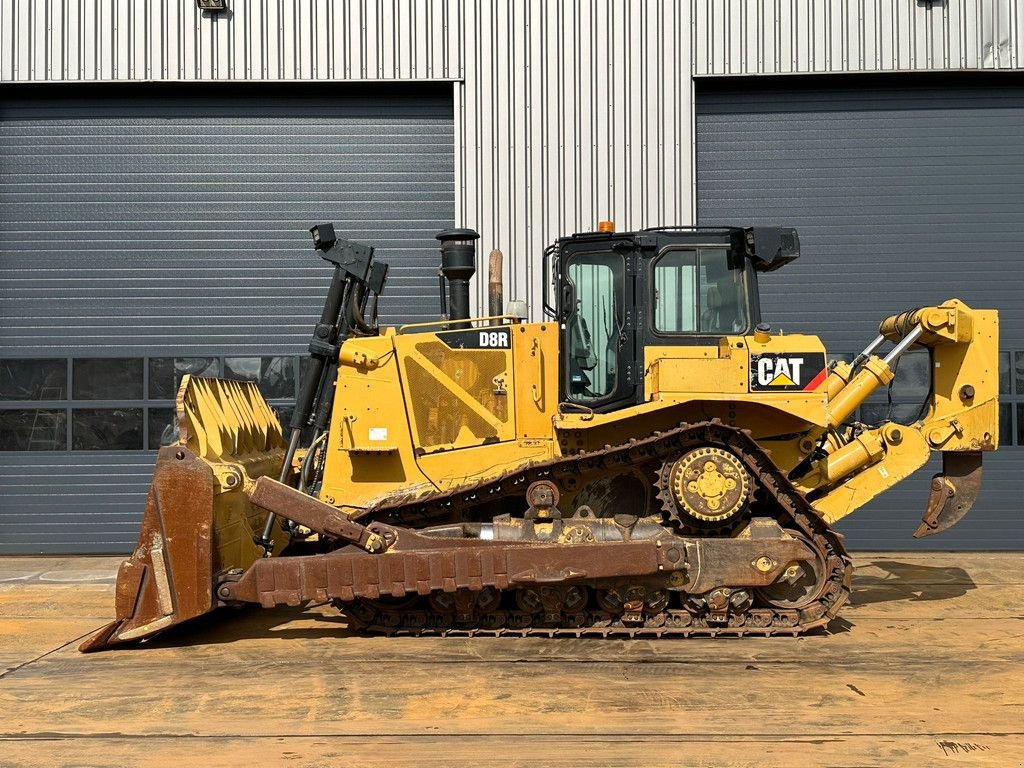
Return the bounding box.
[395,326,517,453]
[641,335,829,428]
[511,322,560,439]
[320,335,436,511]
[321,322,559,509]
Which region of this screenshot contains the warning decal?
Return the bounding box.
[749,352,827,392]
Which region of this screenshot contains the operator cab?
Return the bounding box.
[547,225,799,412]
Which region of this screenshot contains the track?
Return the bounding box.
[338,420,854,637]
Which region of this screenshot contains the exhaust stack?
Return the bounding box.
[437,228,479,325]
[488,248,504,317]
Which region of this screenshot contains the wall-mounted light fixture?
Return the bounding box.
[196,0,228,12]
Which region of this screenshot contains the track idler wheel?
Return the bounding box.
[754,533,829,610]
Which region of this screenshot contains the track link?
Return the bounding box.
[338,420,854,637]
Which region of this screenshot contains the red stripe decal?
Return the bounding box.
[803,367,828,391]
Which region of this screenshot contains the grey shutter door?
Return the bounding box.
[0,88,454,554]
[696,80,1022,550]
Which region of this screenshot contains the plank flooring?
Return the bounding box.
[0,553,1021,767]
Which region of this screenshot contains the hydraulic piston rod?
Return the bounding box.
[819,324,925,431]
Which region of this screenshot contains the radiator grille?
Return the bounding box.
[406,342,510,451]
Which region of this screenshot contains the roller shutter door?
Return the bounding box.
[697,79,1022,550]
[0,86,454,553]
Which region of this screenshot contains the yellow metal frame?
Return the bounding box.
[167,299,998,541]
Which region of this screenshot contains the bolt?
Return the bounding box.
[959,384,975,401]
[754,556,774,573]
[218,585,232,599]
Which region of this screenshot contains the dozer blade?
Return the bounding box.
[913,451,983,539]
[81,376,286,652]
[80,447,218,652]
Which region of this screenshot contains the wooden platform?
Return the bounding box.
[0,552,1021,767]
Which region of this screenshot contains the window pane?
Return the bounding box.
[1015,352,1024,396]
[148,407,178,449]
[998,352,1010,395]
[1017,404,1024,448]
[72,359,143,400]
[72,408,143,450]
[888,348,931,402]
[653,250,697,333]
[224,356,296,399]
[271,404,302,437]
[148,357,221,399]
[567,254,623,402]
[0,359,67,401]
[0,409,67,450]
[860,402,927,426]
[1000,403,1012,447]
[698,249,747,334]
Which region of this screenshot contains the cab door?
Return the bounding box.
[558,246,637,412]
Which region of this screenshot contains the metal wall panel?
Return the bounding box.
[0,1,697,318]
[460,0,694,313]
[0,452,156,553]
[0,90,454,553]
[694,0,1023,76]
[696,79,1023,549]
[0,0,463,82]
[0,91,454,354]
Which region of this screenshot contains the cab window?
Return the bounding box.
[653,247,748,334]
[566,253,624,403]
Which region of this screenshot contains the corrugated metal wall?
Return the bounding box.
[458,1,693,312]
[0,0,462,82]
[696,79,1023,549]
[0,91,455,355]
[0,0,696,317]
[0,89,454,554]
[694,0,1023,76]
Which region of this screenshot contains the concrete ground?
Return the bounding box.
[0,553,1021,768]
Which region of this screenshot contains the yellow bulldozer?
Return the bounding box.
[81,223,998,650]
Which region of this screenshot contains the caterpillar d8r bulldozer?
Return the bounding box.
[81,223,999,651]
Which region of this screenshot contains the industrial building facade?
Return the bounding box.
[0,1,1021,553]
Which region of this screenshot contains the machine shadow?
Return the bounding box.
[851,559,976,606]
[124,602,861,649]
[133,603,361,650]
[113,558,974,649]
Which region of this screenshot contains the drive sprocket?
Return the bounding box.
[656,445,751,531]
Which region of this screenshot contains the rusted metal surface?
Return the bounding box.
[217,538,686,608]
[216,516,815,611]
[332,421,853,637]
[487,248,503,317]
[914,452,984,538]
[84,420,854,649]
[247,477,385,552]
[79,447,217,652]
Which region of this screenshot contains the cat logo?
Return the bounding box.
[749,352,827,392]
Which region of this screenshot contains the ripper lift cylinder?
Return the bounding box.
[823,325,924,429]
